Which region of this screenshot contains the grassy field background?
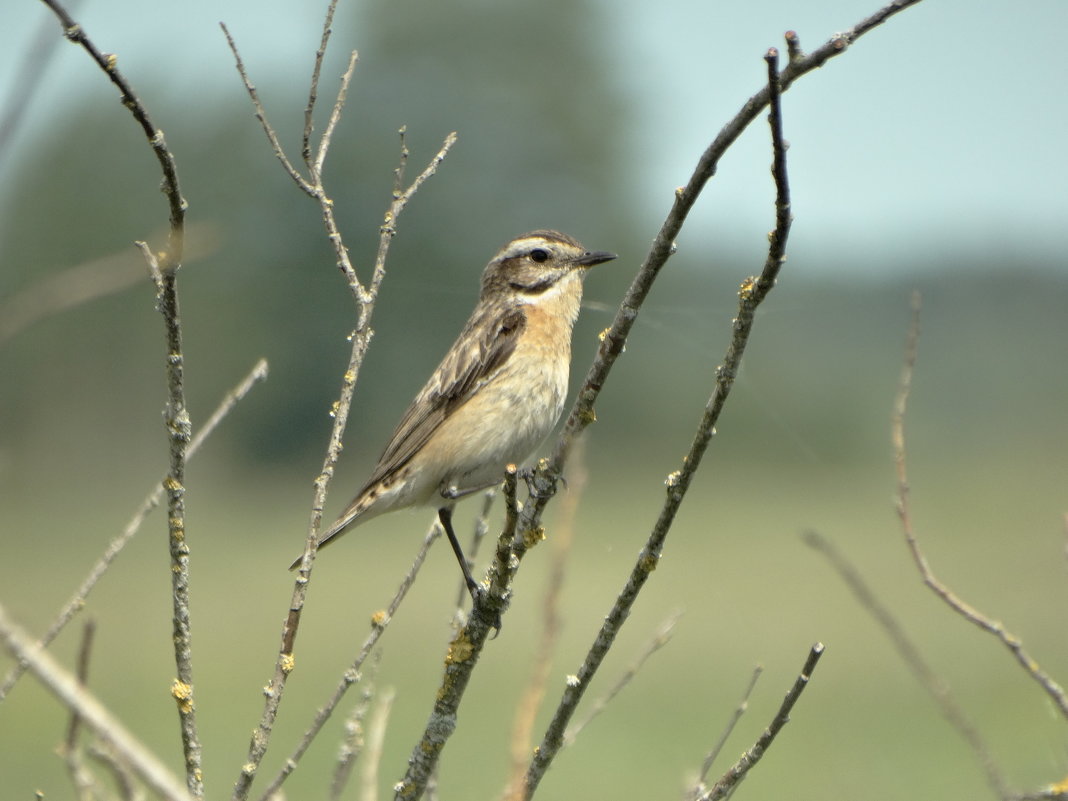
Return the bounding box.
[2,268,1065,800]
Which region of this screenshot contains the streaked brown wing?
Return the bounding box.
[358,303,526,492]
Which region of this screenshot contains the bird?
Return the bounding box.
[291,229,617,599]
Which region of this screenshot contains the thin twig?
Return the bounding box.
[563,609,682,748]
[0,359,267,701]
[36,4,197,791]
[329,650,382,801]
[693,664,764,794]
[360,687,396,801]
[233,132,456,801]
[801,530,1008,798]
[699,643,825,801]
[303,0,342,169]
[523,43,795,800]
[893,293,1068,720]
[0,602,194,801]
[220,22,314,197]
[38,0,185,266]
[60,619,98,801]
[86,742,143,801]
[315,49,359,180]
[255,523,440,801]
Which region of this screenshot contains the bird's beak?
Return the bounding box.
[575,250,617,268]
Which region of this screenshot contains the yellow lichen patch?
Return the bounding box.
[579,407,597,425]
[371,609,390,628]
[170,679,194,714]
[522,526,546,550]
[280,652,296,674]
[445,632,473,664]
[640,553,659,573]
[739,276,757,300]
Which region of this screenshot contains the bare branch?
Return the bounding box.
[60,619,98,801]
[893,294,1068,720]
[255,522,440,801]
[361,687,396,801]
[393,469,523,801]
[220,22,315,197]
[0,359,267,700]
[35,3,198,791]
[699,643,825,801]
[563,609,682,749]
[329,650,382,801]
[690,664,764,797]
[137,242,202,797]
[543,1,920,484]
[315,49,359,180]
[303,0,342,168]
[802,530,1008,799]
[226,13,457,795]
[523,42,795,799]
[38,0,186,266]
[0,602,195,801]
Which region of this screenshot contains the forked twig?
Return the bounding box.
[523,43,794,800]
[892,293,1068,720]
[698,644,824,801]
[692,664,763,792]
[223,16,456,795]
[255,523,440,801]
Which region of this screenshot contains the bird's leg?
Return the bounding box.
[437,506,480,602]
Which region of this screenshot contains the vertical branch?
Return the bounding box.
[38,0,200,794]
[222,67,456,790]
[523,45,793,800]
[141,243,202,799]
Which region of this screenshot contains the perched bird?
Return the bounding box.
[292,230,616,596]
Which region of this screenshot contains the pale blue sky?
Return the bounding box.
[3,0,1066,274]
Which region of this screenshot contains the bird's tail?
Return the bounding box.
[287,498,367,570]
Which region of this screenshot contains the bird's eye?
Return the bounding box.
[529,248,549,263]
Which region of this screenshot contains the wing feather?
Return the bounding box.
[357,303,526,492]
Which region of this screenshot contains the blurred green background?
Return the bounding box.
[2,1,1066,799]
